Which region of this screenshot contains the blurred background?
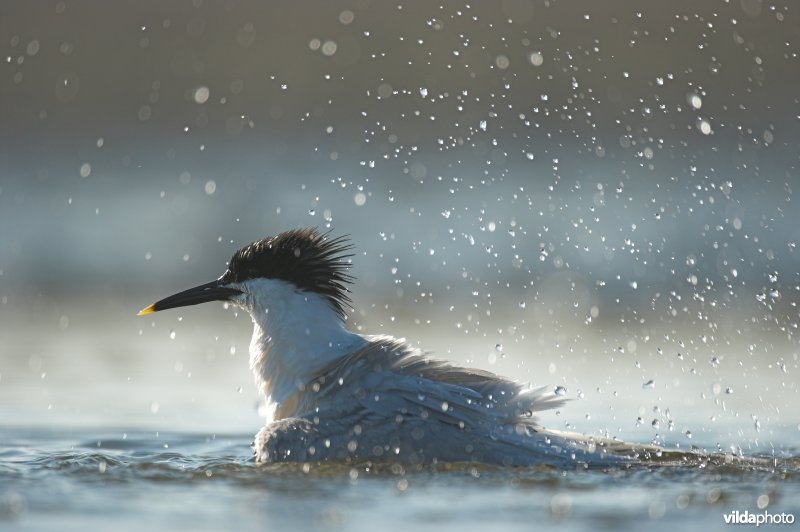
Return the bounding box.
[1,1,798,451]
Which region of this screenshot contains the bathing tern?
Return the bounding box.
[140,228,666,468]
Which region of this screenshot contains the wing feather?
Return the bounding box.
[295,335,566,430]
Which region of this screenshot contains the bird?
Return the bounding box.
[139,228,669,468]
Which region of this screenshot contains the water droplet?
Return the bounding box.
[338,9,354,25]
[651,419,660,429]
[642,379,655,389]
[138,105,152,121]
[26,39,40,56]
[554,386,567,396]
[193,86,210,104]
[321,40,337,56]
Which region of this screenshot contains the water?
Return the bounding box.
[2,303,799,530]
[2,426,798,531]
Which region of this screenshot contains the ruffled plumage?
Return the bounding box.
[257,335,663,467]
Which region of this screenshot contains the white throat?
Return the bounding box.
[236,278,366,419]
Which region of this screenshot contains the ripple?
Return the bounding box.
[1,429,798,532]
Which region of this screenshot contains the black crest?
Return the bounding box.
[222,228,354,317]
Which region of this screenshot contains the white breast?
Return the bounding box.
[234,277,367,420]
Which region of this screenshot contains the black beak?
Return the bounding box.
[138,280,242,315]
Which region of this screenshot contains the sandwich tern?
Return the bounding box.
[140,228,668,468]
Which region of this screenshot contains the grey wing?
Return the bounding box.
[311,336,566,428]
[350,337,565,426]
[264,337,648,466]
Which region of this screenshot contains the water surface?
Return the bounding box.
[2,426,798,531]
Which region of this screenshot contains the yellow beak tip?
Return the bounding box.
[137,304,156,316]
